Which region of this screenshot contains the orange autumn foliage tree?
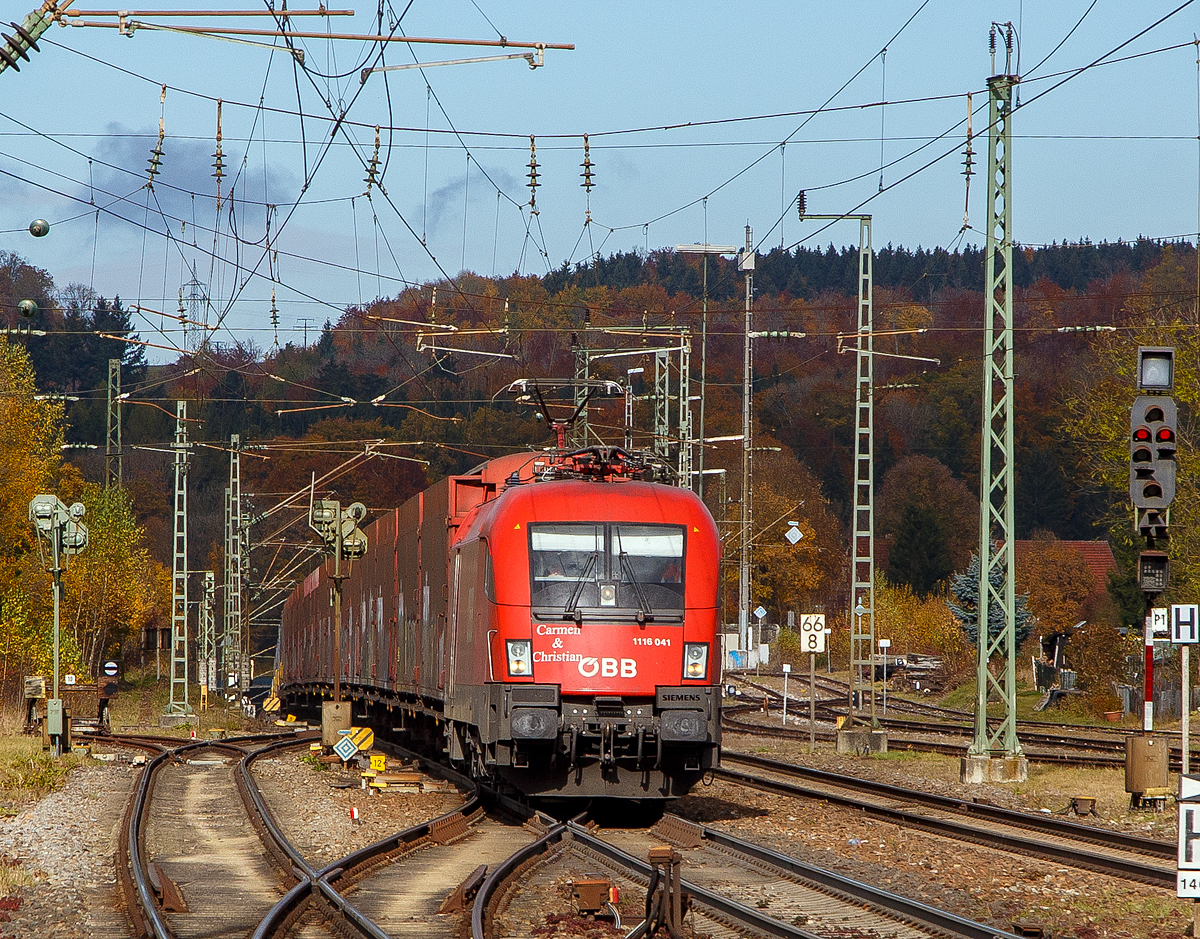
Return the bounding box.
[0,338,72,682]
[872,575,974,681]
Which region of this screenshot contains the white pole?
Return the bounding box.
[782,664,790,725]
[1185,643,1192,777]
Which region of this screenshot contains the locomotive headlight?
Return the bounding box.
[507,639,531,676]
[683,643,708,679]
[599,583,617,606]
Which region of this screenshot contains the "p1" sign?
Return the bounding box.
[1172,604,1199,644]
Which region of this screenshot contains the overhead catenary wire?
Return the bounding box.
[4,8,1195,381]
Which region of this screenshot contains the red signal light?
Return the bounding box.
[1133,428,1152,442]
[1156,428,1175,443]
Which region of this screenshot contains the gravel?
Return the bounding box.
[251,751,464,862]
[0,758,136,938]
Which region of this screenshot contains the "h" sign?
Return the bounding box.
[1172,604,1199,645]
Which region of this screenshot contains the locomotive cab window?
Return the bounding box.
[530,523,684,622]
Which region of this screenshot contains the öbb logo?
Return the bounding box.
[578,657,637,678]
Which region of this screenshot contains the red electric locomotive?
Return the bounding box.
[280,446,721,799]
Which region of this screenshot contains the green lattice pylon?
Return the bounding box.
[970,72,1022,760]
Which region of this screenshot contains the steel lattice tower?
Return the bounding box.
[571,340,590,449]
[223,435,245,693]
[796,210,882,733]
[105,359,121,489]
[198,571,215,692]
[968,66,1024,770]
[166,400,191,716]
[737,226,754,652]
[676,332,692,485]
[848,216,876,727]
[222,485,231,689]
[654,349,671,462]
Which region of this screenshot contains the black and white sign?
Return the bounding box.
[798,613,827,654]
[1180,805,1200,897]
[1178,776,1200,897]
[103,660,119,677]
[1172,605,1200,645]
[1151,607,1170,635]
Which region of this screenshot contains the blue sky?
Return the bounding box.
[1,1,1198,359]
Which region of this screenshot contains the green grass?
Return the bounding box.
[0,857,34,895]
[932,678,1122,726]
[105,665,256,738]
[0,737,79,799]
[870,748,928,763]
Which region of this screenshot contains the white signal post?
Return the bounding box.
[1173,605,1199,775]
[879,638,892,715]
[781,663,791,726]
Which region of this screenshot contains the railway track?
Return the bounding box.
[108,728,1045,939]
[243,736,530,939]
[727,675,1156,767]
[115,733,309,938]
[717,749,1176,888]
[117,727,556,939]
[476,813,1027,939]
[722,704,1141,768]
[736,671,1176,751]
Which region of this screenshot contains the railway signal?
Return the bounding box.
[308,494,368,705]
[28,495,88,757]
[1128,347,1178,795]
[1130,395,1176,524]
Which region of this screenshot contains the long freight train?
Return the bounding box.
[280,446,721,799]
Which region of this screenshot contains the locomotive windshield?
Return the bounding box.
[530,522,685,621]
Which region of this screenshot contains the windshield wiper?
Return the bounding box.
[618,552,653,623]
[563,552,597,623]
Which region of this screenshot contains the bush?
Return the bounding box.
[774,628,802,668]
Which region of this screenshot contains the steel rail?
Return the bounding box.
[693,819,1024,939]
[247,736,539,939]
[125,734,293,939]
[721,706,1129,768]
[471,818,571,939]
[718,752,1174,885]
[564,821,844,939]
[735,673,1154,747]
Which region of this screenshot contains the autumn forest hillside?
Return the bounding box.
[0,237,1196,709]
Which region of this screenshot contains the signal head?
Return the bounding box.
[1137,346,1174,392]
[1130,394,1178,513]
